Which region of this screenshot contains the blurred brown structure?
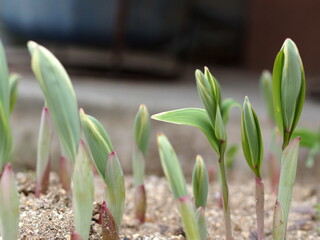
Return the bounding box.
[246,0,320,75]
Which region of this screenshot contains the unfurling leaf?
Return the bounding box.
[0,163,20,240]
[105,152,125,230]
[35,107,53,197]
[72,141,94,240]
[28,41,81,162]
[134,104,150,155]
[192,155,209,209]
[157,133,187,199]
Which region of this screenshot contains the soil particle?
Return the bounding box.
[15,173,319,239]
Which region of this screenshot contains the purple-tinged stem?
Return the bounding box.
[255,177,265,240]
[99,201,119,240]
[134,184,146,223]
[59,156,71,192]
[71,231,83,240]
[35,157,51,197]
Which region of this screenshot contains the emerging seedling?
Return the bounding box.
[80,110,125,230]
[28,41,81,163]
[152,68,239,240]
[272,38,305,149]
[35,107,53,197]
[241,96,265,240]
[0,39,13,172]
[72,141,94,240]
[132,104,150,223]
[0,163,20,240]
[157,133,201,240]
[192,155,209,209]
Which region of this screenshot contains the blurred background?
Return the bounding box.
[0,0,319,180]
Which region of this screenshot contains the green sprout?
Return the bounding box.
[241,96,265,240]
[272,38,305,149]
[0,163,20,240]
[72,140,94,240]
[132,104,150,223]
[0,39,13,172]
[157,133,202,240]
[80,110,125,230]
[152,67,239,240]
[28,41,81,163]
[192,155,209,209]
[260,70,275,123]
[8,73,20,114]
[35,107,53,197]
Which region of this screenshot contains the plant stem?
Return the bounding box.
[255,177,265,240]
[282,130,290,150]
[218,144,233,240]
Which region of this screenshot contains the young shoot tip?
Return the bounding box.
[178,195,190,203]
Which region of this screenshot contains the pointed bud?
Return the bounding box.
[59,156,71,192]
[157,133,187,199]
[195,68,220,126]
[192,155,209,209]
[241,96,264,177]
[0,163,20,240]
[177,196,201,240]
[35,107,53,197]
[99,201,119,240]
[105,152,125,230]
[195,207,207,240]
[260,70,275,123]
[134,104,150,155]
[272,39,305,143]
[72,141,94,240]
[134,184,147,223]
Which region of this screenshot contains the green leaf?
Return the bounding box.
[0,39,12,171]
[292,127,318,148]
[177,196,201,240]
[214,106,226,141]
[28,41,81,162]
[157,133,187,199]
[221,98,241,125]
[72,141,94,240]
[9,73,20,114]
[192,155,209,209]
[195,207,207,240]
[241,96,263,177]
[105,152,125,230]
[260,70,275,123]
[152,108,220,155]
[80,109,113,180]
[0,164,20,240]
[134,104,150,155]
[35,107,53,196]
[277,137,300,237]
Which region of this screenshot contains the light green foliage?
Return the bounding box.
[177,196,201,240]
[272,39,305,144]
[275,137,300,240]
[80,109,113,180]
[0,39,13,171]
[133,104,150,186]
[157,133,188,199]
[0,164,20,240]
[292,127,320,167]
[192,155,209,209]
[214,106,226,141]
[260,70,275,123]
[221,98,241,125]
[273,200,285,240]
[152,108,219,155]
[9,74,20,114]
[241,96,263,177]
[28,41,81,162]
[225,144,238,169]
[134,104,150,155]
[105,152,125,230]
[72,141,94,240]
